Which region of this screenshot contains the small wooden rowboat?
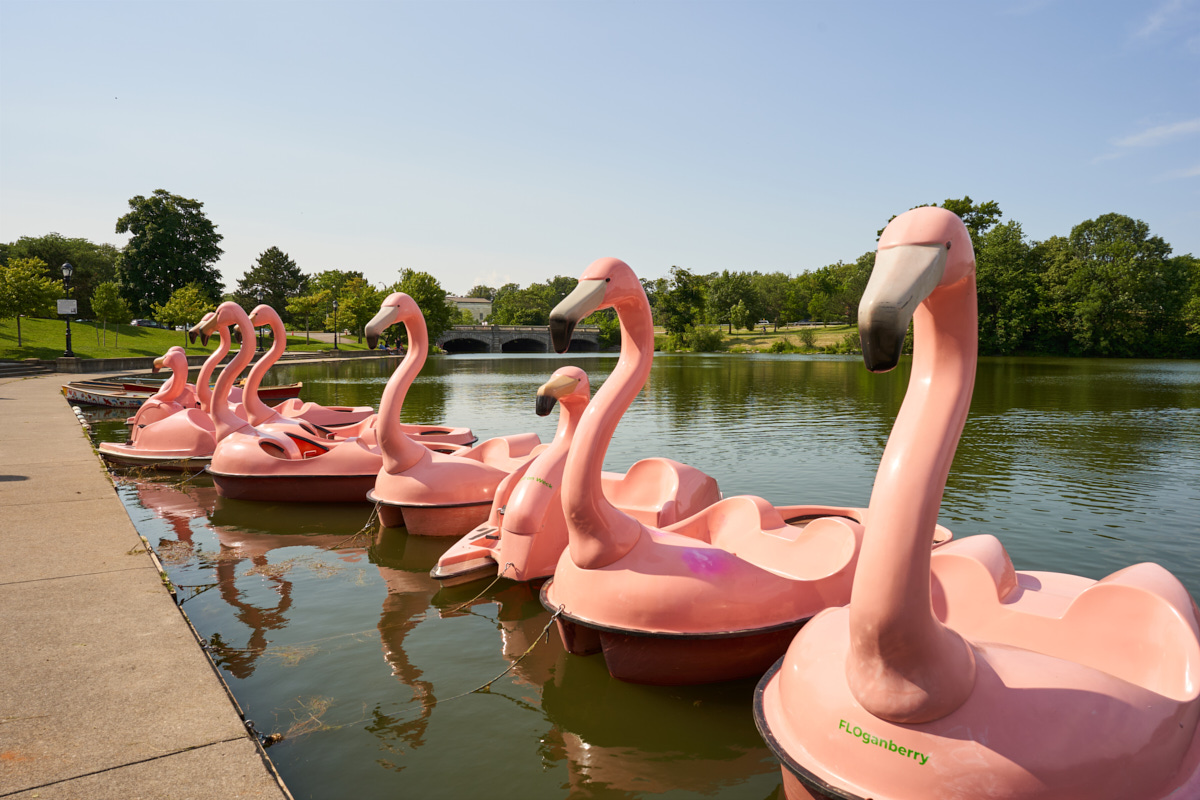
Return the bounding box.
[63,379,303,408]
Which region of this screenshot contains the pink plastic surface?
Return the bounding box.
[757,206,1200,800]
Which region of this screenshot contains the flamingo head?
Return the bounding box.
[192,302,252,346]
[248,304,283,330]
[549,258,641,353]
[365,292,423,349]
[188,312,215,346]
[155,346,187,373]
[859,207,975,372]
[535,366,590,416]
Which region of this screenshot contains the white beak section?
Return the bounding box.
[549,279,607,353]
[858,244,947,372]
[365,306,399,349]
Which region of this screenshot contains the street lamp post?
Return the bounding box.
[61,262,75,358]
[332,300,339,350]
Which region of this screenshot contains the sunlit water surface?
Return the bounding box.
[86,354,1200,800]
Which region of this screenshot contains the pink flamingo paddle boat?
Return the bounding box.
[754,207,1200,800]
[243,305,375,428]
[98,343,222,469]
[537,258,950,685]
[202,302,404,503]
[364,292,543,536]
[125,347,197,429]
[431,366,722,587]
[271,296,476,447]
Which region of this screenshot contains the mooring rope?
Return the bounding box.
[436,606,563,703]
[445,562,514,614]
[331,502,381,550]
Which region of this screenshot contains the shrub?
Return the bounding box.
[797,328,817,349]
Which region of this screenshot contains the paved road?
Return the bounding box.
[0,373,290,800]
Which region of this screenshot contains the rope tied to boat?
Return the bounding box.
[439,605,564,702]
[331,502,382,550]
[445,562,514,615]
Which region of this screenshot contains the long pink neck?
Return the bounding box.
[243,318,285,425]
[209,318,257,442]
[561,297,648,569]
[847,275,978,723]
[379,314,429,474]
[196,327,232,413]
[156,359,186,404]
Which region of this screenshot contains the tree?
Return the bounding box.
[706,270,758,332]
[285,290,331,344]
[308,269,363,300]
[974,221,1042,355]
[751,271,792,330]
[491,283,555,325]
[334,277,383,344]
[658,267,706,335]
[91,281,131,346]
[0,257,61,346]
[394,269,454,344]
[1042,213,1185,356]
[730,299,750,331]
[231,247,307,322]
[466,284,495,300]
[114,190,224,315]
[151,284,215,346]
[7,233,119,318]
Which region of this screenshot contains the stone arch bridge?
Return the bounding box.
[436,325,600,354]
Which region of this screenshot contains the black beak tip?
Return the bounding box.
[188,330,197,345]
[860,324,902,374]
[535,395,558,417]
[548,316,575,354]
[367,334,378,350]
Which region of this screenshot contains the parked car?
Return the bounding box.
[130,319,167,329]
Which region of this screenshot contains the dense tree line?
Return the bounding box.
[4,192,1197,358]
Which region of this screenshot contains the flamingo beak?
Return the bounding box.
[535,372,580,416]
[858,244,948,373]
[152,356,165,373]
[549,279,606,353]
[365,306,395,350]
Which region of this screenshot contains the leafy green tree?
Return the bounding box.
[231,247,307,322]
[151,284,215,346]
[751,271,792,330]
[491,283,555,325]
[114,190,224,315]
[975,221,1042,355]
[1042,213,1185,356]
[659,267,707,335]
[7,233,119,318]
[730,299,750,331]
[0,257,61,346]
[466,284,495,300]
[706,270,758,332]
[285,290,331,343]
[309,269,363,300]
[333,278,383,343]
[393,269,454,344]
[91,281,131,346]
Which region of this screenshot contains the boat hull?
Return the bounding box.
[540,579,808,685]
[209,470,377,503]
[367,490,493,536]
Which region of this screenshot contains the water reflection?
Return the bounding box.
[94,354,1200,800]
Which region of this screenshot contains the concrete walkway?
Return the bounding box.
[0,373,290,800]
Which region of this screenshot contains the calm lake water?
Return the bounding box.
[86,353,1200,800]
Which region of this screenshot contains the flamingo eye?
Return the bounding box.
[946,241,952,250]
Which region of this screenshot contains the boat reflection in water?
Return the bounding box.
[117,473,781,797]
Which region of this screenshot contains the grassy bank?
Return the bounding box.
[0,317,370,361]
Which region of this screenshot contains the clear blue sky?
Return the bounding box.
[2,0,1197,296]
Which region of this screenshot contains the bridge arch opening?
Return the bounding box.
[501,338,547,354]
[440,337,490,354]
[566,337,600,352]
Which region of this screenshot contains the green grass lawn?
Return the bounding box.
[0,316,371,361]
